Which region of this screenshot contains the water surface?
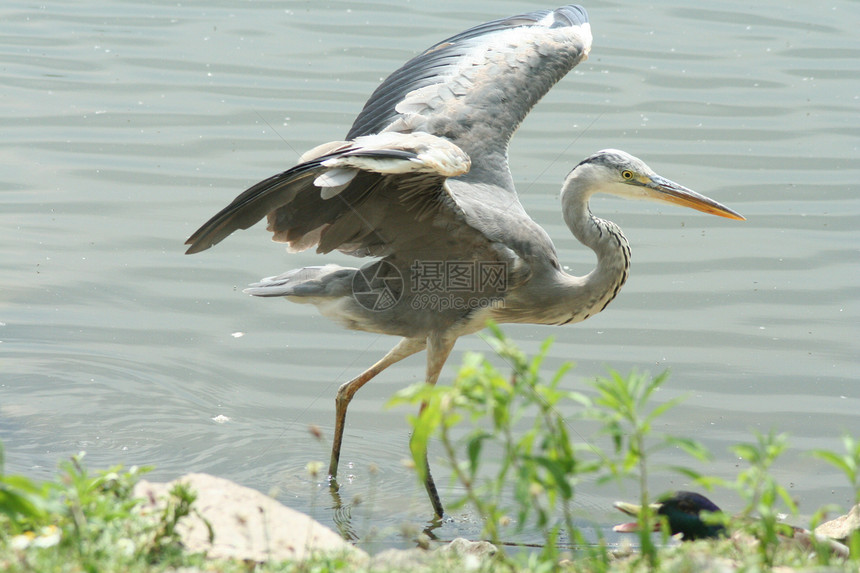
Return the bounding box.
[1,0,858,551]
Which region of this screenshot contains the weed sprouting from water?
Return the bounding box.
[391,325,711,569]
[586,369,711,567]
[391,326,599,564]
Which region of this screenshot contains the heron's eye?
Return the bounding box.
[621,170,634,180]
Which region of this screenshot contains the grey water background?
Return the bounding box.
[1,0,858,550]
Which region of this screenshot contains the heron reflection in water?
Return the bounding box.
[186,5,744,517]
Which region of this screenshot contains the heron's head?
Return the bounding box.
[563,149,744,220]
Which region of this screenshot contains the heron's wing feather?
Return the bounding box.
[346,5,592,192]
[184,132,470,255]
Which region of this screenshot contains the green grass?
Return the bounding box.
[2,328,857,571]
[391,326,858,571]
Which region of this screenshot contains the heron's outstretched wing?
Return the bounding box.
[186,6,585,270]
[185,132,471,255]
[346,5,591,192]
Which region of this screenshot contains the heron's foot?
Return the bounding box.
[411,431,445,517]
[327,472,345,517]
[326,479,361,541]
[424,467,445,518]
[421,518,443,541]
[328,454,340,480]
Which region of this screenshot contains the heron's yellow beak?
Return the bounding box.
[644,175,745,221]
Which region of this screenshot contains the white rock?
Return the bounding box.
[133,473,365,563]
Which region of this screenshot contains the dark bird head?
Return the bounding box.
[613,491,727,541]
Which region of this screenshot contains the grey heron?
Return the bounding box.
[185,5,744,518]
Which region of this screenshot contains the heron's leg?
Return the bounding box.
[328,337,426,479]
[412,333,457,518]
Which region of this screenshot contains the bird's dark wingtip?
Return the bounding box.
[184,239,208,255]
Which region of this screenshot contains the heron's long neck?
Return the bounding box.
[559,188,631,321]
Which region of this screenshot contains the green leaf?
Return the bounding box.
[731,443,758,461]
[775,485,798,514]
[644,396,683,425]
[663,465,704,482]
[812,449,853,475]
[533,457,573,499]
[466,433,489,477]
[664,436,712,462]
